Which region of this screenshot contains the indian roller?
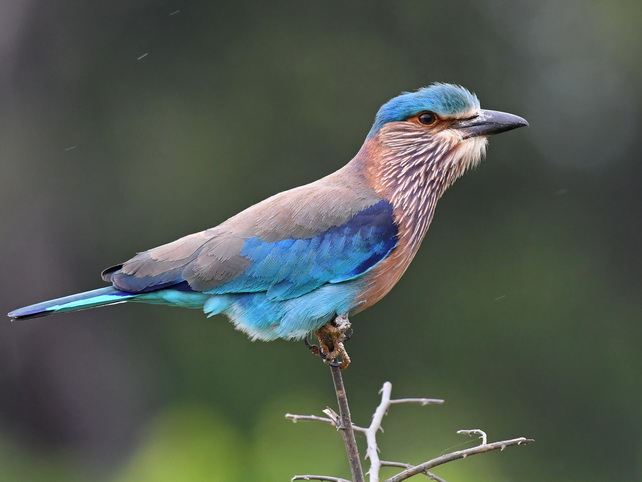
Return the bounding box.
[8,83,527,367]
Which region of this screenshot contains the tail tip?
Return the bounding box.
[7,308,51,321]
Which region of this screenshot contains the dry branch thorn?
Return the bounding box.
[323,407,342,428]
[456,429,488,446]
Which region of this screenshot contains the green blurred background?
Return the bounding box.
[1,1,640,481]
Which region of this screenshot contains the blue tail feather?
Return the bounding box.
[8,287,136,320]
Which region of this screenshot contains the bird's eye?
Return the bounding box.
[417,112,437,126]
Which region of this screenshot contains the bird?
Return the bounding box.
[8,83,527,368]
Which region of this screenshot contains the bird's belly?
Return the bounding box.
[203,281,364,341]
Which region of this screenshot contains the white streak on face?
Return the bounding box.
[436,129,488,174]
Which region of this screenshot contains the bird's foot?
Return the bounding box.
[308,314,352,370]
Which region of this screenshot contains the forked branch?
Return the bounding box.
[287,379,534,482]
[384,436,534,482]
[362,382,443,480]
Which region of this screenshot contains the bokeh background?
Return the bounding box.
[1,1,640,481]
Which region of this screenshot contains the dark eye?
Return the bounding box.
[418,112,437,126]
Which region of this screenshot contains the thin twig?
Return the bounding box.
[389,398,444,406]
[284,411,369,432]
[380,461,442,480]
[380,461,414,469]
[292,476,351,482]
[426,474,447,482]
[285,413,336,425]
[425,474,447,482]
[330,364,365,482]
[456,429,487,445]
[384,437,535,482]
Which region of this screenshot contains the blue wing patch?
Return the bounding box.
[108,200,398,300]
[208,200,398,300]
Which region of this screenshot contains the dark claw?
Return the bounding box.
[304,338,343,366]
[304,338,321,357]
[328,359,343,368]
[343,327,353,342]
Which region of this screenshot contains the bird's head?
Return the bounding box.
[367,83,528,179]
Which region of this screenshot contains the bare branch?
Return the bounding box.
[285,411,368,433]
[389,398,444,406]
[364,382,392,481]
[286,372,532,482]
[384,437,535,482]
[287,366,366,481]
[380,461,442,480]
[285,414,336,426]
[380,461,413,469]
[288,381,446,482]
[330,364,365,482]
[292,476,351,482]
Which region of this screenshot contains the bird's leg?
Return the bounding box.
[313,314,352,370]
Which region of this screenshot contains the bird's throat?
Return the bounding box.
[368,128,487,252]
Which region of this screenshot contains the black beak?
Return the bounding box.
[453,109,528,139]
